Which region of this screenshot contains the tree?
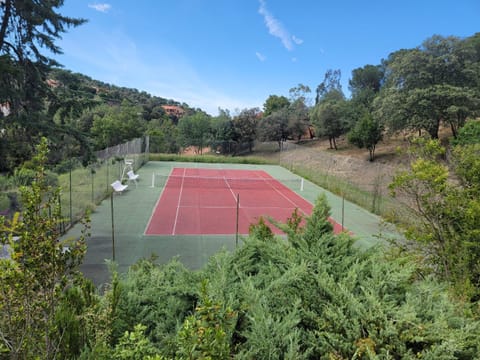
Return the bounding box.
[210,108,237,154]
[389,138,480,299]
[147,118,180,154]
[91,100,145,149]
[256,108,289,149]
[177,112,211,154]
[0,138,89,358]
[263,95,290,117]
[349,64,384,114]
[0,1,86,171]
[376,35,480,139]
[348,112,384,161]
[289,83,312,106]
[287,99,310,141]
[310,96,346,150]
[288,84,312,141]
[315,69,342,104]
[312,70,347,149]
[233,108,260,153]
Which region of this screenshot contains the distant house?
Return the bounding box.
[161,105,185,118]
[46,79,60,88]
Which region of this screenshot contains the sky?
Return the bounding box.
[56,0,480,115]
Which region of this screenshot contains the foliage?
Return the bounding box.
[209,109,238,154]
[91,101,145,150]
[315,69,343,104]
[113,324,163,360]
[310,95,346,150]
[175,281,237,360]
[263,95,290,117]
[375,35,480,139]
[256,108,289,149]
[0,138,90,359]
[289,83,312,106]
[177,112,212,154]
[0,0,87,171]
[390,138,480,299]
[348,112,384,161]
[287,98,311,142]
[349,65,384,100]
[451,120,480,146]
[111,259,200,357]
[233,108,261,152]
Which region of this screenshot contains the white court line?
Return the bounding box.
[144,168,174,235]
[171,168,186,235]
[256,172,310,216]
[224,175,238,202]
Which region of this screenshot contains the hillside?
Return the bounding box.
[256,126,457,201]
[256,135,407,197]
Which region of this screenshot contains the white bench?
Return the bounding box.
[111,180,128,193]
[127,170,139,187]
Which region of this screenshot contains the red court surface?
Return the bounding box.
[145,168,342,235]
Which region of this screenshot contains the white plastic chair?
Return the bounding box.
[127,170,139,187]
[111,180,128,193]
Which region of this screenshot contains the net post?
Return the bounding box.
[300,178,304,191]
[151,173,155,188]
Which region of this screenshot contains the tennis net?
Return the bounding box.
[150,174,304,191]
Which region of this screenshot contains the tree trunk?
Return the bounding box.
[427,119,440,139]
[0,0,12,50]
[450,120,458,139]
[369,145,376,162]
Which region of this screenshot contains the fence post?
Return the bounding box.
[91,167,94,204]
[106,160,109,192]
[69,167,73,227]
[111,192,115,261]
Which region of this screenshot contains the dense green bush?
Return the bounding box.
[13,167,58,187]
[88,194,479,358]
[0,175,14,191]
[451,120,480,146]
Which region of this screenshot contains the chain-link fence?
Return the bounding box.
[254,140,412,224]
[58,136,149,231]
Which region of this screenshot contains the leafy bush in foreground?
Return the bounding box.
[86,194,479,359]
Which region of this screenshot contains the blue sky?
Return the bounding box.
[56,0,479,115]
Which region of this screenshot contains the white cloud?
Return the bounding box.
[292,35,303,45]
[258,0,293,51]
[255,52,266,62]
[291,57,297,63]
[88,3,111,13]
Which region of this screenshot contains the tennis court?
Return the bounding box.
[146,168,322,235]
[63,161,399,285]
